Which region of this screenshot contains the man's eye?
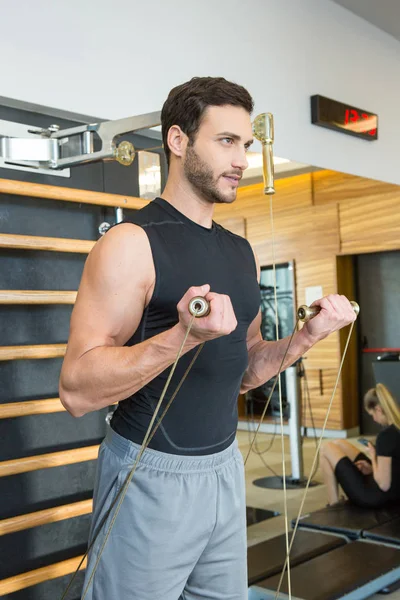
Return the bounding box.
[221,138,233,144]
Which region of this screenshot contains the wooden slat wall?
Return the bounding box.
[0,555,86,595]
[0,344,66,361]
[0,398,64,419]
[0,178,148,210]
[0,290,77,304]
[0,445,100,478]
[214,169,400,430]
[0,180,139,597]
[0,233,94,253]
[0,499,92,536]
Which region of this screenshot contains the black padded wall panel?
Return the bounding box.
[0,252,88,290]
[0,411,106,461]
[0,305,73,345]
[0,461,97,520]
[0,195,104,239]
[0,358,67,402]
[0,514,92,580]
[2,572,85,600]
[0,100,163,599]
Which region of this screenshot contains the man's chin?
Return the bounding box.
[213,190,238,204]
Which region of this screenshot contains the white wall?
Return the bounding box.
[2,0,400,184]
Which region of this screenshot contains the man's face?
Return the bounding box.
[183,105,253,204]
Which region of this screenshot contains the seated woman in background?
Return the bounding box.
[320,383,400,508]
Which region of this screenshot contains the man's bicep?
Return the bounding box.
[67,223,154,358]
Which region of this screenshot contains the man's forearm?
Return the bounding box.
[60,324,200,417]
[240,328,319,394]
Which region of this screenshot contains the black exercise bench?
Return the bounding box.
[363,516,400,547]
[292,501,400,540]
[248,530,346,586]
[248,540,400,600]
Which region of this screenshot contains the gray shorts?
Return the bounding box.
[82,427,247,600]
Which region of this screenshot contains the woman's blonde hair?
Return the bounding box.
[364,383,400,429]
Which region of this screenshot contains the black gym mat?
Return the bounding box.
[250,541,400,600]
[363,516,400,546]
[293,502,400,540]
[248,530,346,586]
[247,507,279,527]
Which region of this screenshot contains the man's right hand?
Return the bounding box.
[177,284,237,343]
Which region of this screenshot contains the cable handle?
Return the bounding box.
[188,296,210,318]
[297,301,360,323]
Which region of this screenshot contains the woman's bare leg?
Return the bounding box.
[319,451,340,505]
[331,439,360,462]
[320,441,351,505]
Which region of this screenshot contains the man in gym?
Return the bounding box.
[60,76,356,600]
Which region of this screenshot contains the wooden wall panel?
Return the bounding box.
[215,216,246,237]
[340,194,400,255]
[214,173,313,224]
[235,174,313,213]
[219,167,400,431]
[243,203,340,268]
[313,170,398,205]
[295,257,340,370]
[225,174,345,429]
[302,369,342,429]
[336,255,358,428]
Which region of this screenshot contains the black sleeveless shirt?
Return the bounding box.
[111,197,260,455]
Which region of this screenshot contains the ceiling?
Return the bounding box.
[331,0,400,42]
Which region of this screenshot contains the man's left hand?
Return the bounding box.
[302,294,357,343]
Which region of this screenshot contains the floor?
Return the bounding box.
[238,428,400,600]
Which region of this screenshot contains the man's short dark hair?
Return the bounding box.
[161,77,254,165]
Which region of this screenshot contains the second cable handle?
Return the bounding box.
[297,301,360,323]
[188,296,211,318]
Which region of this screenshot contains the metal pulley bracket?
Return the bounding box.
[0,119,70,177]
[0,111,161,173]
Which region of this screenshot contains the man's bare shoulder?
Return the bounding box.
[96,222,150,254]
[67,222,155,353]
[88,222,152,272]
[79,221,155,306]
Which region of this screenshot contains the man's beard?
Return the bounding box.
[183,144,237,205]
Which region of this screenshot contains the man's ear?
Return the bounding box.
[167,125,188,160]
